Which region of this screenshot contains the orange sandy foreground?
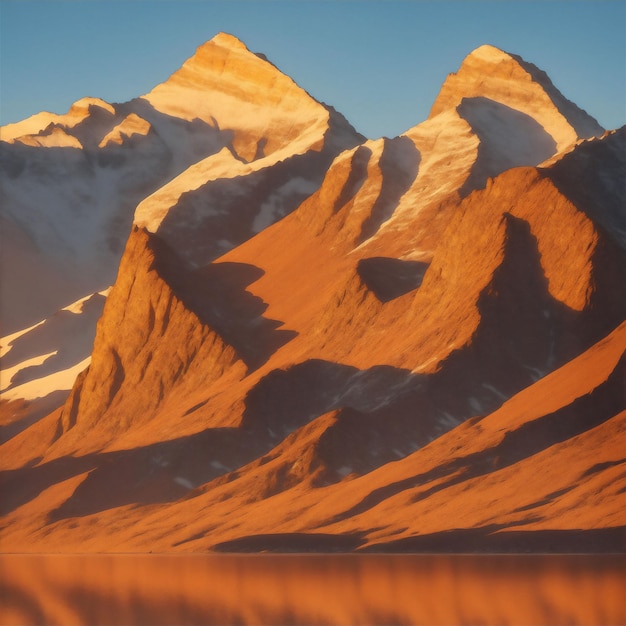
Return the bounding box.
[1,554,624,626]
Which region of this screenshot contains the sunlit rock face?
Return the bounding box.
[429,44,603,151]
[0,37,623,559]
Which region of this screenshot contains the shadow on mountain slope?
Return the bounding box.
[330,354,625,525]
[0,392,69,444]
[240,359,422,441]
[423,211,625,422]
[458,97,557,195]
[361,526,626,553]
[206,526,625,553]
[2,360,424,520]
[545,127,626,248]
[151,238,297,371]
[234,209,624,487]
[0,425,270,521]
[357,257,429,302]
[154,118,362,268]
[358,136,421,243]
[211,532,366,552]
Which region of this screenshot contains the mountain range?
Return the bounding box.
[0,33,624,554]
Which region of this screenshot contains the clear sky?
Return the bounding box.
[1,0,624,139]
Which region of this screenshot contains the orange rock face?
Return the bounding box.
[54,228,246,456]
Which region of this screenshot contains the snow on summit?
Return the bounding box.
[429,44,603,151]
[98,113,152,148]
[142,31,337,162]
[2,97,116,144]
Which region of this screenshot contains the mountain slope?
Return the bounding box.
[1,319,622,552]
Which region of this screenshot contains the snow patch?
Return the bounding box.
[0,351,58,392]
[457,96,558,181]
[16,127,83,149]
[0,290,108,401]
[481,383,508,401]
[69,97,115,117]
[468,397,483,412]
[133,147,252,232]
[0,356,91,401]
[412,355,439,373]
[1,97,115,142]
[98,113,151,148]
[1,321,47,358]
[174,477,194,489]
[524,365,546,382]
[438,411,459,428]
[63,288,110,314]
[468,44,512,64]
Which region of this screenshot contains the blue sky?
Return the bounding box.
[1,0,624,139]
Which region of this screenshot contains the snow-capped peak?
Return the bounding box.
[204,31,249,52]
[98,113,151,148]
[466,43,513,63]
[1,96,116,143]
[429,45,603,152]
[142,32,338,162]
[67,97,116,117]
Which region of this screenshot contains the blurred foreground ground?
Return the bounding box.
[1,553,624,625]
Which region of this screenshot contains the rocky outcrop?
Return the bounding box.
[55,228,246,455]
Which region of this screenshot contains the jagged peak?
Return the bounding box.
[206,31,249,51]
[429,44,547,118]
[145,30,317,107]
[462,43,559,81]
[1,96,116,143]
[429,44,603,152]
[98,113,152,148]
[68,97,115,116]
[141,32,362,162]
[174,31,274,80]
[184,32,252,65]
[464,44,513,63]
